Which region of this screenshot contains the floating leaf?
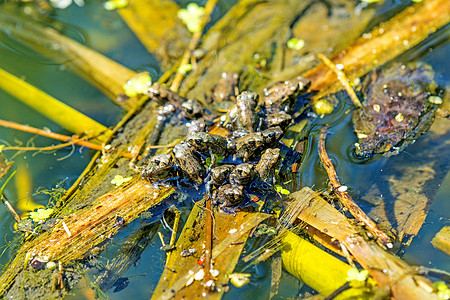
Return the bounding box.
[428,96,442,104]
[275,185,290,195]
[346,267,369,282]
[104,0,128,10]
[205,154,225,168]
[229,273,251,288]
[177,3,205,33]
[434,282,450,300]
[313,99,334,115]
[178,64,193,75]
[122,72,152,97]
[111,175,133,187]
[287,38,305,51]
[29,208,54,223]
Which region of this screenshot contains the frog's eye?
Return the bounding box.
[194,138,202,145]
[183,105,193,113]
[154,159,160,165]
[248,140,256,146]
[268,132,275,138]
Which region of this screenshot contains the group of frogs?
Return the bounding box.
[139,62,442,212]
[141,73,311,212]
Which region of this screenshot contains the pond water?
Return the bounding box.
[0,1,448,299]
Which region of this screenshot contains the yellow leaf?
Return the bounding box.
[287,38,305,50]
[111,175,133,187]
[229,273,251,288]
[178,64,193,75]
[346,267,369,282]
[178,3,205,33]
[103,0,128,10]
[122,72,152,97]
[29,208,54,223]
[275,185,290,195]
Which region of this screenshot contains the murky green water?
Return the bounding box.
[0,1,448,299]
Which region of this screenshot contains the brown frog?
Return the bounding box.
[141,154,175,181]
[229,163,257,185]
[353,62,438,157]
[255,148,281,182]
[260,126,284,148]
[147,82,189,106]
[181,99,204,120]
[186,132,228,157]
[211,72,239,103]
[236,91,259,132]
[235,132,265,162]
[212,184,245,209]
[235,127,284,161]
[173,141,205,184]
[221,104,239,131]
[262,76,310,113]
[231,129,250,139]
[265,112,292,131]
[187,119,207,135]
[225,137,237,155]
[210,164,234,186]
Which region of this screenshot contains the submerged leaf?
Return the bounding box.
[0,12,138,108]
[0,68,111,141]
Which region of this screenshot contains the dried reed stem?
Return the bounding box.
[318,128,392,248]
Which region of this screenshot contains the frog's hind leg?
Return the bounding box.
[249,181,273,193]
[219,206,237,216]
[153,176,179,188]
